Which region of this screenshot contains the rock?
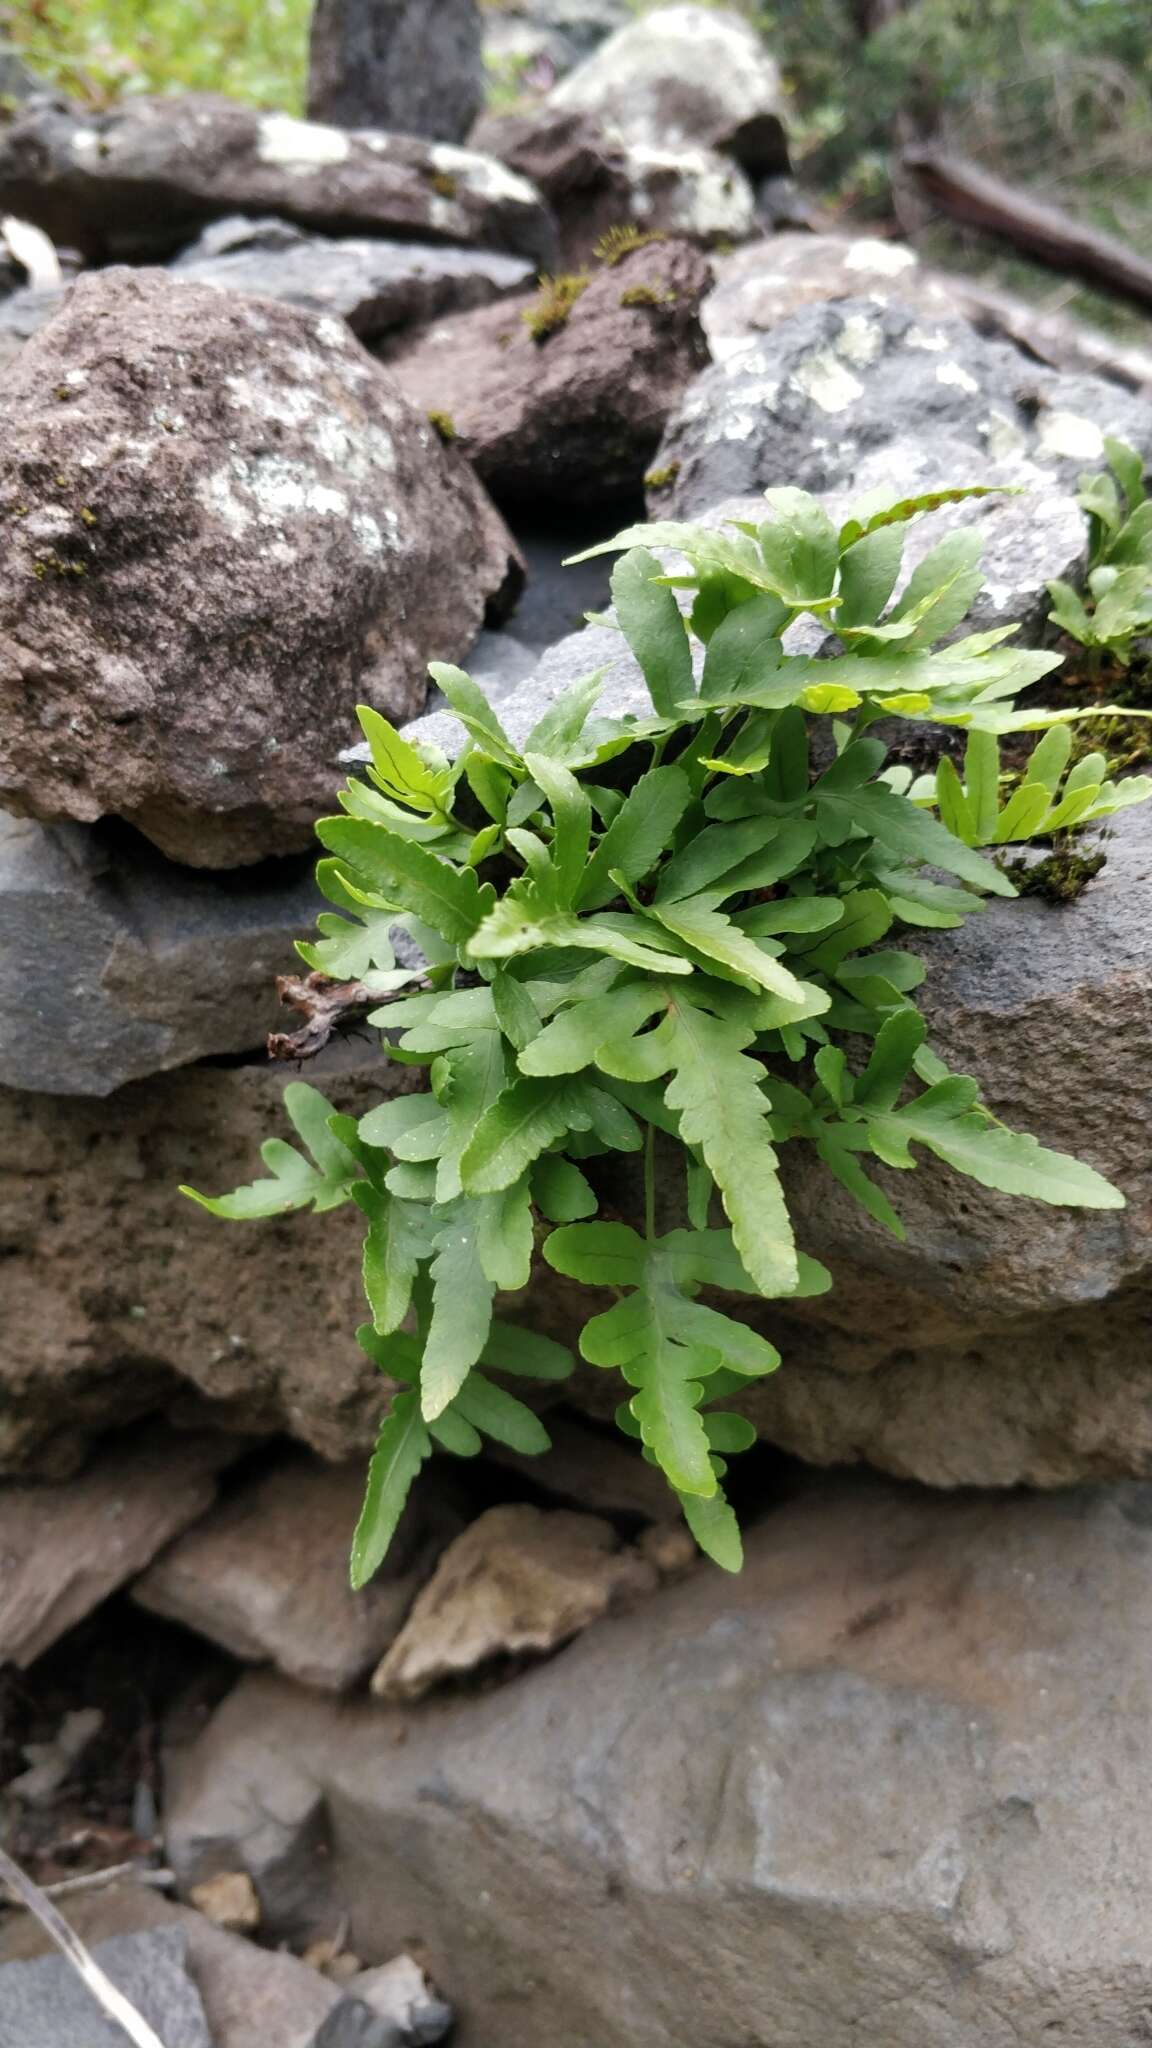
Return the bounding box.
[134,1451,458,1691]
[385,236,712,512]
[0,1882,344,2048]
[470,105,756,267]
[0,1430,236,1667]
[308,0,483,142]
[0,268,520,867]
[7,1706,104,1805]
[653,295,1152,516]
[0,281,64,369]
[0,815,325,1096]
[0,95,555,266]
[0,1926,212,2048]
[549,3,789,174]
[702,229,960,362]
[370,1503,658,1699]
[344,1956,453,2045]
[482,1413,680,1522]
[0,1056,397,1480]
[187,1871,261,1934]
[481,0,630,81]
[161,1475,1152,2045]
[170,215,532,341]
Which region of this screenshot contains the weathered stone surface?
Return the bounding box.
[371,1504,656,1698]
[483,1413,679,1522]
[165,1475,1152,2046]
[0,1430,235,1667]
[343,1956,453,2045]
[481,0,629,81]
[308,0,483,141]
[386,237,712,512]
[0,95,555,266]
[134,1451,458,1691]
[170,215,532,340]
[0,280,64,369]
[470,105,756,266]
[0,1926,212,2048]
[0,1885,344,2048]
[0,1057,396,1479]
[0,815,323,1096]
[0,268,520,866]
[655,295,1152,515]
[550,3,789,173]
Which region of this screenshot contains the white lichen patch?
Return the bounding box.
[935,361,980,395]
[844,238,917,277]
[429,141,537,209]
[1036,411,1106,462]
[791,348,863,414]
[313,315,348,351]
[835,314,882,367]
[904,325,949,352]
[197,455,352,533]
[257,115,351,173]
[70,130,101,158]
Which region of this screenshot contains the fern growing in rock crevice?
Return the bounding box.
[184,481,1151,1578]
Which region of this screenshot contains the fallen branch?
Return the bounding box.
[2,1862,175,1907]
[902,144,1152,313]
[267,971,431,1062]
[0,1845,169,2048]
[944,275,1152,392]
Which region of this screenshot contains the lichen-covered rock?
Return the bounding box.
[655,295,1152,516]
[0,1059,393,1480]
[481,0,630,81]
[0,269,520,866]
[165,1475,1152,2046]
[307,0,484,142]
[0,94,555,266]
[170,215,533,341]
[0,814,324,1096]
[470,106,756,267]
[702,230,959,361]
[549,3,790,173]
[385,237,712,512]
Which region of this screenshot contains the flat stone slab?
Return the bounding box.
[0,1927,212,2048]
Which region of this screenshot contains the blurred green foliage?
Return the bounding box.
[0,0,311,108]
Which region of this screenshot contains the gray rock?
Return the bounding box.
[344,1956,454,2045]
[471,105,757,267]
[163,1474,1152,2046]
[0,43,42,105]
[656,294,1152,515]
[0,280,65,369]
[0,267,520,867]
[0,94,555,267]
[0,1429,236,1667]
[171,215,532,341]
[0,814,324,1096]
[308,0,483,142]
[550,2,790,173]
[481,0,630,80]
[0,1927,212,2048]
[134,1451,460,1691]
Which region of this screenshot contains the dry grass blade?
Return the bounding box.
[0,1845,169,2048]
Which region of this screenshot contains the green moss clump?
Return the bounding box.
[427,411,457,444]
[1001,844,1107,903]
[593,225,666,267]
[431,171,458,200]
[619,281,676,310]
[33,551,87,582]
[644,460,681,493]
[521,272,591,343]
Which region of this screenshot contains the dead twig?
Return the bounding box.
[265,972,428,1062]
[0,1844,169,2048]
[2,1861,175,1906]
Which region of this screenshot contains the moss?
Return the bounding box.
[53,386,73,402]
[643,460,681,493]
[999,844,1107,903]
[593,224,666,267]
[427,411,457,444]
[33,551,87,581]
[430,170,458,200]
[521,272,591,343]
[619,280,677,310]
[79,506,98,528]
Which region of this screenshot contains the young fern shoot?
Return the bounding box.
[185,479,1144,1577]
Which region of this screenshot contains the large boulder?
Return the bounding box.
[170,215,533,342]
[470,105,756,267]
[0,269,520,867]
[385,236,712,512]
[164,1474,1152,2044]
[0,95,555,266]
[654,295,1152,515]
[549,3,789,174]
[307,0,483,142]
[481,0,630,81]
[0,815,323,1096]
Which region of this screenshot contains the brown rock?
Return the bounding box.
[482,1412,679,1523]
[188,1871,261,1934]
[135,1452,459,1691]
[370,1503,657,1698]
[0,1430,236,1667]
[0,269,520,865]
[385,236,712,513]
[0,95,555,266]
